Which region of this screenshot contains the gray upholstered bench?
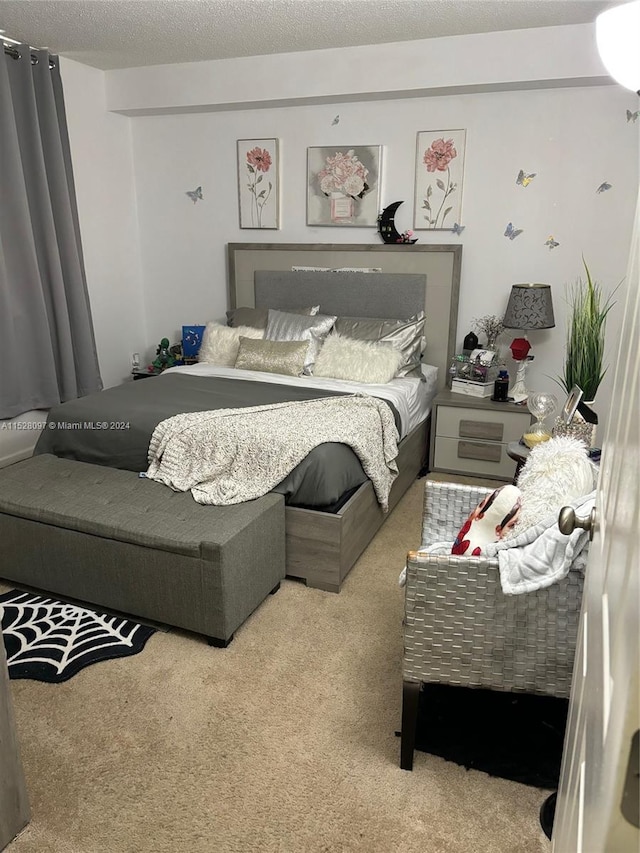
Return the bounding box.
[0,454,285,647]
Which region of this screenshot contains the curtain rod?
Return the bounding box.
[3,43,56,68]
[1,32,56,68]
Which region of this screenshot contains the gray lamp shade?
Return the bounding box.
[503,283,555,330]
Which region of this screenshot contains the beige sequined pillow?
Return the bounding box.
[234,337,308,376]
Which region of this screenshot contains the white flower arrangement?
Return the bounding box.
[317,150,370,200]
[472,314,505,347]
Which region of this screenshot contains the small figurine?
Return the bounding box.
[169,343,184,365]
[152,338,177,371]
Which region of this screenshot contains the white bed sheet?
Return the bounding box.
[162,363,438,440]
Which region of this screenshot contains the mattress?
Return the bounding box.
[163,362,438,439]
[35,366,436,508]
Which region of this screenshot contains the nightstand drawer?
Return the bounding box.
[434,437,517,479]
[437,406,529,444]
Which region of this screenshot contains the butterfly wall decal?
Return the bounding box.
[185,186,203,203]
[596,182,612,193]
[626,109,639,123]
[452,223,465,234]
[332,115,340,125]
[516,169,536,187]
[545,235,559,250]
[504,222,523,240]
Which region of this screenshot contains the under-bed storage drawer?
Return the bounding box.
[429,392,531,480]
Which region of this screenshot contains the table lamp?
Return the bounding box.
[503,283,555,403]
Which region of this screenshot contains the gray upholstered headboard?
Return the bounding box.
[227,243,462,391]
[254,270,425,321]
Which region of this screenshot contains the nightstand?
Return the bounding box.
[131,368,162,380]
[429,391,532,480]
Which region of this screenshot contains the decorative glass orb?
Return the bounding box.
[523,393,558,448]
[527,392,558,422]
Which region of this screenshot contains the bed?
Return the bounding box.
[36,242,462,591]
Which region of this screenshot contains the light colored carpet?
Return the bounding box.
[4,475,550,853]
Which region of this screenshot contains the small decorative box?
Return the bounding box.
[451,379,495,397]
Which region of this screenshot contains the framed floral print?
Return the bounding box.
[307,145,382,227]
[237,139,280,229]
[413,130,466,231]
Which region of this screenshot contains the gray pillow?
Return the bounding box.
[265,309,337,374]
[234,337,308,376]
[333,311,426,378]
[226,305,319,329]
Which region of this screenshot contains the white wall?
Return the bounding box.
[60,58,146,389]
[106,24,609,115]
[129,84,638,437]
[0,411,48,469]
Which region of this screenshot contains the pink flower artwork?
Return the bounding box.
[237,139,280,229]
[317,150,369,200]
[246,147,272,173]
[307,145,381,226]
[423,138,457,173]
[414,130,466,231]
[245,146,273,227]
[316,149,371,222]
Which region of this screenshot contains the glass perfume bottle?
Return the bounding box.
[523,392,558,448]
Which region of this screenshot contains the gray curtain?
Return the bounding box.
[0,45,102,419]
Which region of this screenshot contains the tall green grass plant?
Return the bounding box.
[559,259,617,401]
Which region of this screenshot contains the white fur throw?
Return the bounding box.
[313,334,403,384]
[503,435,597,539]
[198,322,263,366]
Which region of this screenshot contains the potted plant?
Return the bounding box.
[559,259,617,404]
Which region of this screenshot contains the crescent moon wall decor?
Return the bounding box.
[377,201,418,244]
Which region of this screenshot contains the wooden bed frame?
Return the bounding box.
[227,243,462,592]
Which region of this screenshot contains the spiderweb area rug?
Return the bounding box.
[0,590,156,683]
[414,683,569,789]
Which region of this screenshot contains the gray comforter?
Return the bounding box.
[35,372,400,508]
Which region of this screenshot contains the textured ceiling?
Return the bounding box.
[0,0,617,71]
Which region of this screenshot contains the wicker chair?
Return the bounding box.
[400,480,583,770]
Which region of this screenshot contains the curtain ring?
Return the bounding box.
[30,54,39,66]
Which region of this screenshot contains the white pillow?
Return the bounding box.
[198,322,263,365]
[313,334,403,384]
[503,435,597,538]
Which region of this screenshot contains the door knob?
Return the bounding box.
[558,506,597,540]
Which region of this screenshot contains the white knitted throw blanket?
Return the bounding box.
[145,395,399,509]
